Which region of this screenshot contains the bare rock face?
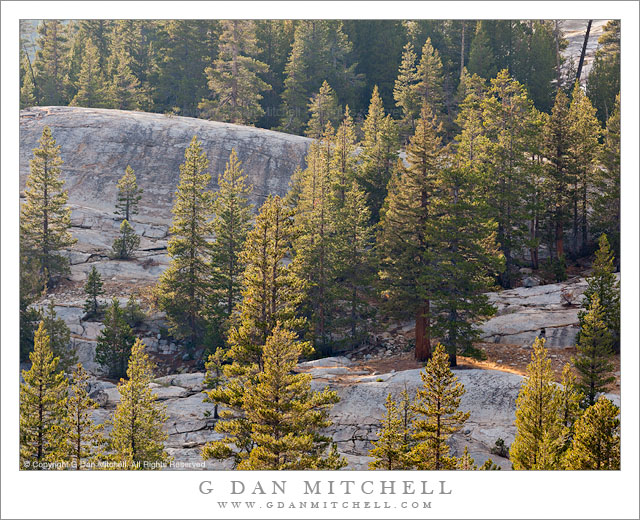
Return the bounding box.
[20,106,311,285]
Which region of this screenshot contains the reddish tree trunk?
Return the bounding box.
[415,301,431,361]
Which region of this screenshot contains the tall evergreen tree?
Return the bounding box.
[20,127,76,287]
[510,338,565,470]
[578,234,620,351]
[591,94,620,261]
[280,21,362,134]
[228,195,305,370]
[95,298,136,380]
[111,219,140,260]
[467,22,497,80]
[416,38,445,115]
[109,339,169,468]
[62,363,104,469]
[83,265,104,318]
[564,397,620,470]
[574,295,615,407]
[20,51,38,108]
[199,20,270,124]
[155,136,213,351]
[106,39,146,110]
[33,20,69,106]
[306,81,340,139]
[20,322,68,468]
[393,42,421,140]
[559,363,583,449]
[209,149,253,321]
[114,166,143,222]
[330,106,358,204]
[41,300,77,373]
[70,40,107,108]
[377,104,443,361]
[429,164,503,366]
[204,326,345,470]
[410,343,470,470]
[357,86,399,223]
[568,82,601,256]
[586,20,620,123]
[20,255,44,361]
[368,393,408,470]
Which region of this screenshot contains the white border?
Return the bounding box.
[2,2,638,519]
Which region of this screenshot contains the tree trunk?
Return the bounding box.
[576,20,593,83]
[556,220,564,258]
[460,21,465,77]
[415,302,431,361]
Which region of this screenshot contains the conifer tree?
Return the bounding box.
[20,52,37,108]
[109,339,169,468]
[20,254,43,361]
[467,22,497,80]
[393,42,421,139]
[357,86,399,223]
[155,136,213,351]
[510,338,564,470]
[574,295,615,407]
[586,20,620,123]
[330,106,358,204]
[123,293,145,329]
[95,299,136,380]
[106,43,145,110]
[203,326,345,470]
[578,234,620,351]
[416,38,445,115]
[564,397,620,470]
[20,127,76,287]
[591,94,620,260]
[410,343,470,470]
[111,219,140,260]
[114,166,143,222]
[377,105,443,361]
[543,89,573,260]
[568,82,601,255]
[42,301,77,373]
[457,446,477,470]
[332,181,376,348]
[33,20,69,106]
[20,322,68,468]
[429,164,503,366]
[306,81,341,139]
[70,40,107,108]
[559,363,583,447]
[83,266,104,319]
[199,20,271,124]
[369,393,406,470]
[228,195,305,370]
[62,363,104,469]
[203,347,226,419]
[209,149,253,320]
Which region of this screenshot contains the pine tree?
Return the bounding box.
[357,86,399,223]
[410,343,470,470]
[369,393,406,470]
[280,21,362,134]
[20,127,76,287]
[377,104,443,361]
[106,42,145,110]
[83,266,104,318]
[203,347,226,419]
[70,40,107,107]
[467,22,497,80]
[457,446,477,470]
[510,338,564,470]
[204,325,345,470]
[20,51,37,108]
[393,42,421,140]
[330,106,358,204]
[228,195,306,370]
[591,94,620,261]
[559,363,583,447]
[20,254,44,361]
[20,322,68,468]
[111,219,140,260]
[42,301,77,373]
[155,136,213,351]
[95,299,135,380]
[429,164,503,366]
[586,20,620,123]
[306,81,341,139]
[574,295,615,407]
[209,149,253,321]
[123,293,145,328]
[564,397,620,470]
[33,20,69,106]
[332,181,375,349]
[568,82,601,256]
[114,165,143,222]
[543,89,573,260]
[62,364,104,469]
[199,20,271,124]
[109,339,169,468]
[416,38,445,114]
[578,234,620,351]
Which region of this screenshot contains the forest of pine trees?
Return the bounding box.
[18,18,622,473]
